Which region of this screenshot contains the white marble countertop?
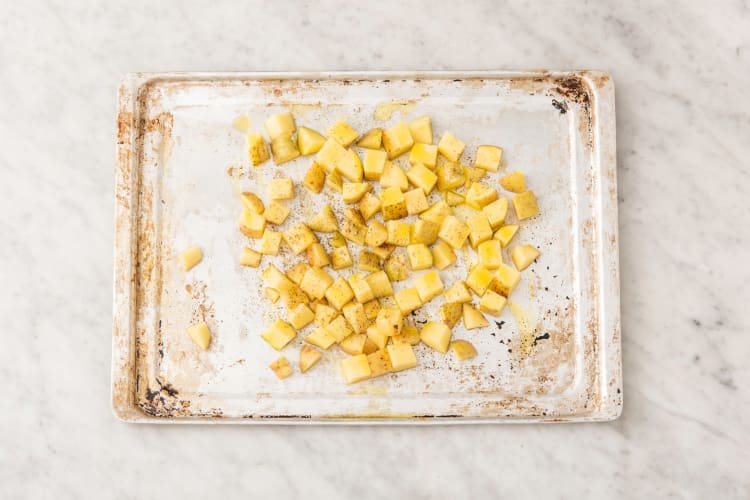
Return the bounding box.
[1,1,748,498]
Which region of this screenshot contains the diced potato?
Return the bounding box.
[355,250,378,271]
[371,244,395,260]
[340,354,372,383]
[297,126,326,155]
[479,290,507,316]
[327,119,359,147]
[331,231,347,247]
[348,274,375,303]
[324,277,354,310]
[264,111,296,140]
[178,245,202,271]
[246,133,270,166]
[330,245,353,270]
[362,336,379,355]
[444,281,472,303]
[365,220,388,247]
[440,302,463,328]
[450,340,478,361]
[358,192,381,220]
[299,345,322,373]
[438,215,470,249]
[269,356,293,379]
[366,325,389,350]
[474,145,503,171]
[363,148,387,180]
[462,304,489,329]
[316,138,347,173]
[326,170,343,193]
[269,178,294,200]
[303,161,326,193]
[380,187,407,221]
[308,205,338,233]
[366,348,392,377]
[512,191,540,220]
[264,201,291,225]
[261,319,297,350]
[299,268,333,299]
[511,244,540,271]
[326,315,354,342]
[186,322,211,350]
[394,287,422,315]
[376,307,403,336]
[386,221,411,247]
[463,166,486,188]
[437,131,465,162]
[411,219,439,245]
[415,270,444,303]
[270,134,300,165]
[262,264,292,289]
[407,244,433,270]
[283,223,317,254]
[400,190,428,217]
[406,163,438,194]
[363,299,380,321]
[259,230,282,255]
[380,161,409,192]
[289,303,315,329]
[432,240,457,270]
[382,122,414,159]
[465,182,499,210]
[240,191,264,214]
[467,213,493,248]
[445,191,464,207]
[357,127,383,149]
[483,197,509,229]
[489,263,521,297]
[420,322,452,353]
[409,143,438,168]
[306,242,330,268]
[338,150,364,182]
[392,325,420,346]
[494,224,519,247]
[343,302,369,334]
[239,247,261,267]
[366,270,394,297]
[387,343,417,371]
[420,200,452,226]
[277,282,310,311]
[339,333,367,355]
[314,303,339,327]
[500,171,526,193]
[436,162,465,191]
[466,264,494,296]
[288,263,311,284]
[477,240,502,269]
[265,287,280,303]
[239,210,266,238]
[305,326,337,349]
[408,116,432,144]
[339,211,367,245]
[384,251,409,282]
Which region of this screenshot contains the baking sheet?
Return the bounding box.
[112,71,621,423]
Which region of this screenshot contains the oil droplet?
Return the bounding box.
[509,301,536,356]
[232,115,251,132]
[373,101,416,121]
[287,103,322,118]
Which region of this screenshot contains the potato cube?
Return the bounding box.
[512,191,540,220]
[386,221,411,247]
[316,137,347,173]
[366,271,394,297]
[409,143,438,168]
[178,245,202,271]
[363,148,387,180]
[436,162,465,191]
[500,171,526,193]
[305,326,337,350]
[483,197,509,229]
[380,187,408,221]
[186,322,211,350]
[411,220,439,245]
[358,127,383,149]
[467,212,493,248]
[371,244,395,260]
[287,262,311,285]
[463,304,489,329]
[440,302,463,328]
[338,149,363,182]
[297,126,326,155]
[387,343,418,371]
[289,303,315,329]
[340,354,372,383]
[432,241,457,270]
[270,134,301,165]
[382,122,414,159]
[450,340,478,361]
[363,299,380,321]
[326,170,343,193]
[330,245,353,270]
[339,333,368,355]
[265,287,280,303]
[262,264,292,289]
[437,131,465,162]
[348,274,375,303]
[278,282,310,311]
[477,240,502,269]
[480,290,507,316]
[269,357,293,379]
[384,251,409,281]
[326,315,354,343]
[408,116,432,144]
[239,210,266,238]
[465,182,499,210]
[358,192,381,220]
[392,325,420,346]
[331,231,347,247]
[445,191,465,207]
[239,247,261,267]
[406,163,438,194]
[494,224,519,247]
[380,161,409,192]
[420,200,452,225]
[415,271,444,303]
[302,162,326,194]
[283,223,317,254]
[490,263,522,297]
[308,205,338,233]
[343,302,369,334]
[376,307,402,336]
[339,212,367,245]
[240,191,264,214]
[246,133,270,166]
[299,345,322,373]
[407,244,433,270]
[365,349,391,377]
[438,215,470,249]
[474,145,503,171]
[306,243,330,268]
[264,111,295,140]
[324,277,354,310]
[463,166,486,188]
[466,265,494,296]
[366,325,389,350]
[314,303,339,327]
[261,319,297,350]
[420,322,452,353]
[300,268,333,299]
[358,251,381,273]
[259,230,282,255]
[511,244,541,271]
[264,201,290,225]
[362,336,379,355]
[327,119,359,147]
[365,220,388,247]
[268,178,294,200]
[395,287,422,315]
[444,281,472,303]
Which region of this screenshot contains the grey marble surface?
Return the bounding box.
[1,0,748,498]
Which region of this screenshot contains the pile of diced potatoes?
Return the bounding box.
[183,110,541,383]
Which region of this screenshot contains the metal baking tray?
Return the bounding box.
[112,71,621,423]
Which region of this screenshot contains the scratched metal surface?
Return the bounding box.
[111,71,621,423]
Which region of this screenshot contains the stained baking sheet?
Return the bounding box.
[111,71,621,423]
